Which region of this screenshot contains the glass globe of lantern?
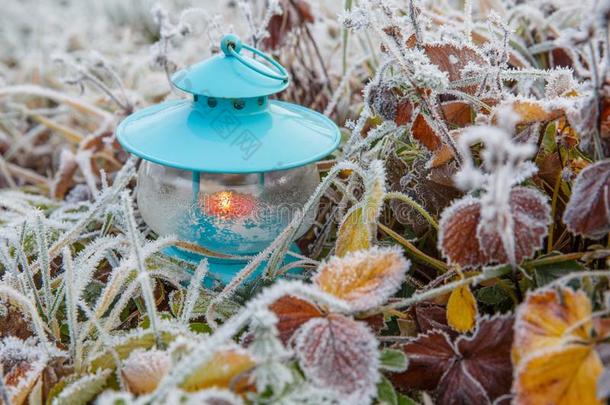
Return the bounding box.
[116,34,340,284]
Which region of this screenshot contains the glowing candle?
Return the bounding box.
[200,190,257,219]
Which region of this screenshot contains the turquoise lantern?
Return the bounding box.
[116,34,340,286]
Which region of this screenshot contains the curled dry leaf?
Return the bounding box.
[391,315,514,404]
[122,349,171,395]
[439,187,550,268]
[493,99,564,127]
[269,295,323,344]
[313,246,410,312]
[438,195,488,268]
[446,284,478,333]
[563,159,610,239]
[181,347,255,393]
[513,288,609,405]
[293,313,380,402]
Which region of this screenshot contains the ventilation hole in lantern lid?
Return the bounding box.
[207,97,217,108]
[257,97,265,106]
[233,99,245,110]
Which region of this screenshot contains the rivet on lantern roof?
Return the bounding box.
[116,34,341,174]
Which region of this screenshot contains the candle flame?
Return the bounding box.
[200,190,256,219]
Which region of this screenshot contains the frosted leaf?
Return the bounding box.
[404,48,449,93]
[122,349,171,395]
[391,315,514,404]
[563,159,610,239]
[269,295,323,344]
[293,314,379,403]
[440,188,549,268]
[477,186,550,265]
[0,336,48,405]
[313,246,410,311]
[423,43,486,95]
[438,195,488,268]
[52,368,112,405]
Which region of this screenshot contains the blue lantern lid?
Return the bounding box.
[116,35,341,174]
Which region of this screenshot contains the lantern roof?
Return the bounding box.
[171,34,289,98]
[116,35,340,174]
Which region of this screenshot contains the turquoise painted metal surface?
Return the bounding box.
[172,34,288,98]
[116,96,340,173]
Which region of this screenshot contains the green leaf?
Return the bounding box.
[379,348,408,372]
[532,254,585,286]
[188,322,212,334]
[397,393,418,405]
[377,375,398,405]
[477,284,511,306]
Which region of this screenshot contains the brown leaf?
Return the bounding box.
[411,102,472,153]
[269,295,323,344]
[477,186,550,265]
[440,187,550,268]
[395,100,414,125]
[424,44,486,95]
[438,196,488,268]
[563,159,610,239]
[294,314,379,401]
[0,300,33,340]
[391,315,514,404]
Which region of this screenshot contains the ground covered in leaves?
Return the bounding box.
[1,0,610,404]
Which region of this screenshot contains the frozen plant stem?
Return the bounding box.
[121,192,161,348]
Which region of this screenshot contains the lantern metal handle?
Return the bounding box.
[221,34,289,83]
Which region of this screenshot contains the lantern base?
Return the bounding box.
[163,243,304,287]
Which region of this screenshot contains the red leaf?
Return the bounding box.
[390,331,456,391]
[392,316,514,404]
[563,159,610,239]
[438,196,488,268]
[293,314,379,401]
[413,302,456,338]
[269,295,323,344]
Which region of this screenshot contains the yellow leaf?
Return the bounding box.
[515,344,602,405]
[493,100,563,125]
[446,284,477,332]
[335,207,371,257]
[181,348,255,392]
[313,246,409,311]
[513,288,604,405]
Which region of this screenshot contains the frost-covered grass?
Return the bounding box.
[2,0,610,404]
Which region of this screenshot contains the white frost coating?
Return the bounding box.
[450,124,547,267]
[293,314,380,404]
[313,245,410,311]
